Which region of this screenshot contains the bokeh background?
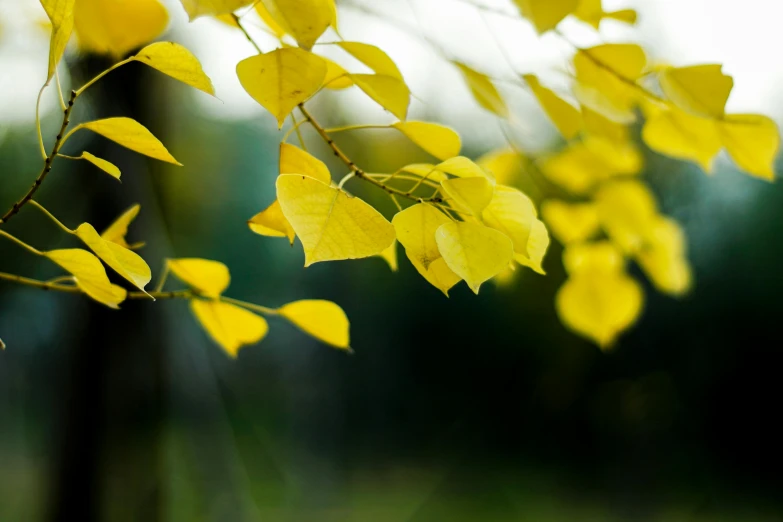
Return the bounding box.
[1,0,782,520]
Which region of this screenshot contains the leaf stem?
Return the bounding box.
[74,58,134,97]
[29,200,75,234]
[324,124,391,133]
[220,296,279,315]
[0,230,43,256]
[0,90,77,226]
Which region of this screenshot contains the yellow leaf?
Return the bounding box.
[78,117,181,165]
[278,299,350,349]
[512,0,579,34]
[476,149,524,186]
[582,106,630,143]
[659,64,733,119]
[133,42,214,95]
[563,241,624,275]
[440,177,494,218]
[336,42,402,79]
[435,221,514,294]
[573,0,637,29]
[237,48,327,128]
[248,200,295,243]
[80,151,121,180]
[168,258,230,298]
[255,2,287,38]
[573,44,647,123]
[514,218,549,274]
[377,240,398,271]
[407,252,462,297]
[350,74,410,120]
[635,217,692,296]
[45,248,127,308]
[455,62,508,118]
[540,137,642,194]
[101,204,141,249]
[75,223,151,294]
[642,105,722,172]
[523,74,582,139]
[481,185,537,257]
[190,299,267,357]
[392,203,451,269]
[391,121,461,160]
[259,0,336,50]
[323,57,353,89]
[435,156,494,180]
[556,271,643,348]
[595,180,658,253]
[541,200,600,244]
[40,0,75,81]
[179,0,251,20]
[279,142,330,182]
[718,114,780,181]
[399,163,448,182]
[75,0,168,58]
[276,175,395,266]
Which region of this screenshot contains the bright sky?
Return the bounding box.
[1,0,783,148]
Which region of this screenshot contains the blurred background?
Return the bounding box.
[1,0,782,520]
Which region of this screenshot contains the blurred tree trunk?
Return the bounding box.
[46,54,169,522]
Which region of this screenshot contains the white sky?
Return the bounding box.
[1,0,783,148]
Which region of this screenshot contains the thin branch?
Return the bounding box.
[29,200,74,234]
[1,90,77,226]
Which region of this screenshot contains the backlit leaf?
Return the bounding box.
[512,0,579,34]
[101,204,141,249]
[350,74,410,120]
[392,203,451,269]
[75,0,168,57]
[45,248,127,308]
[337,42,402,79]
[642,105,722,172]
[391,121,461,160]
[573,0,637,29]
[435,221,514,294]
[407,252,461,297]
[134,42,215,95]
[573,44,647,123]
[80,151,121,180]
[179,0,251,20]
[635,217,692,296]
[595,180,658,253]
[237,48,327,128]
[377,240,398,271]
[76,223,151,294]
[323,57,353,89]
[278,299,350,349]
[659,64,733,119]
[718,114,780,181]
[190,299,267,357]
[248,200,295,243]
[435,156,494,180]
[78,117,182,165]
[455,62,508,118]
[482,185,537,257]
[168,258,230,298]
[259,0,336,50]
[556,271,643,348]
[523,74,582,139]
[476,149,524,186]
[541,200,600,244]
[279,142,330,182]
[440,177,494,218]
[514,218,549,274]
[277,175,395,266]
[563,241,624,275]
[40,0,75,81]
